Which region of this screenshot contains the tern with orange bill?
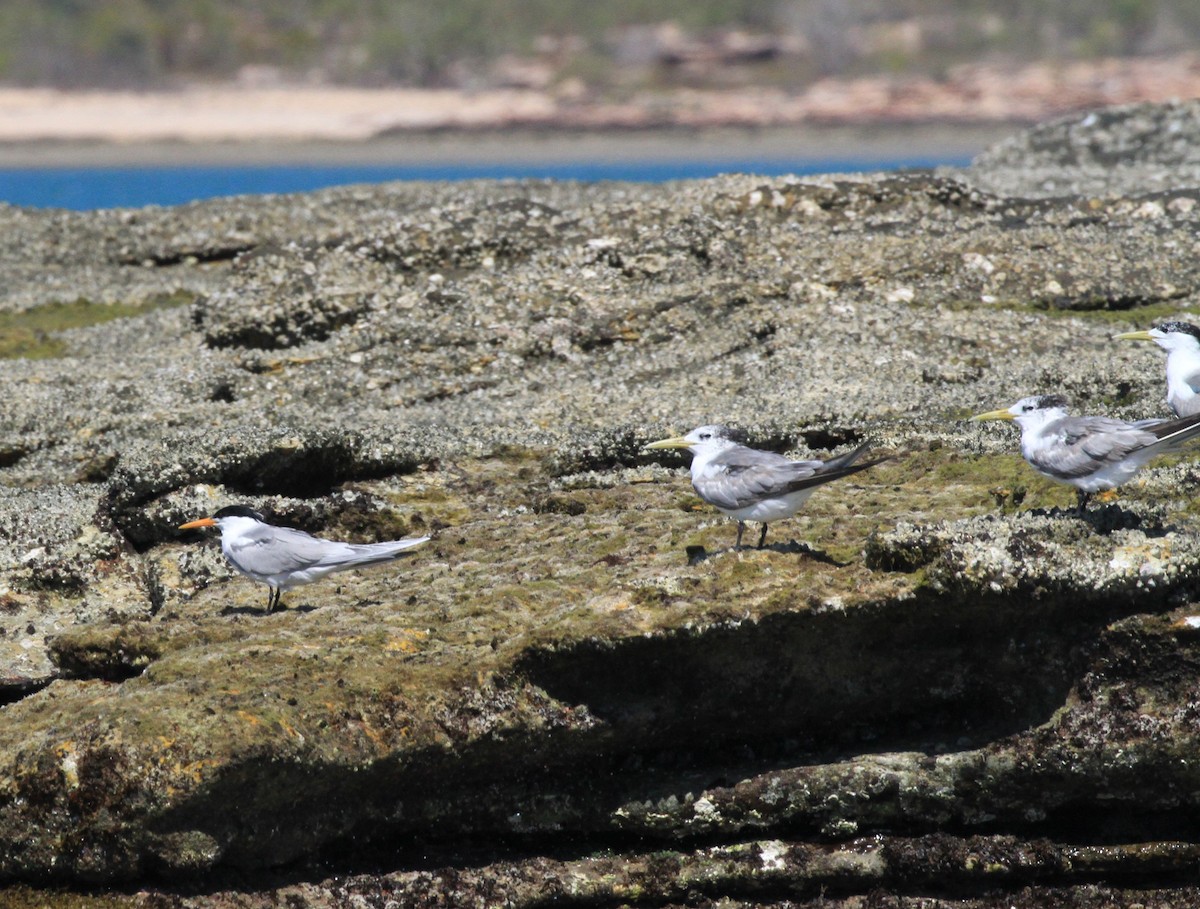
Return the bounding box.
[179,505,429,612]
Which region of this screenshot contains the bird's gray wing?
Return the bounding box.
[821,440,871,470]
[699,442,884,510]
[694,446,807,510]
[1033,417,1153,480]
[225,524,342,577]
[1148,409,1200,447]
[698,461,822,510]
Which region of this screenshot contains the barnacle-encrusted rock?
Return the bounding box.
[971,99,1200,197]
[867,505,1197,599]
[5,103,1200,906]
[195,244,401,349]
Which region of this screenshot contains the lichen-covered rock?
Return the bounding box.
[867,505,1200,601]
[0,485,147,691]
[970,99,1200,197]
[7,103,1200,906]
[195,244,403,349]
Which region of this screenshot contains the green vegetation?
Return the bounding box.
[0,0,1192,89]
[1034,299,1198,326]
[0,292,193,359]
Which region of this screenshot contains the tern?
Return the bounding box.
[645,425,887,550]
[972,394,1200,512]
[1114,321,1200,417]
[179,505,430,612]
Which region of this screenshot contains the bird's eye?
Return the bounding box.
[698,432,711,440]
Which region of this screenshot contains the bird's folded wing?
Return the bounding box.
[698,460,825,510]
[226,526,340,577]
[821,440,872,470]
[1034,419,1152,479]
[1149,408,1200,446]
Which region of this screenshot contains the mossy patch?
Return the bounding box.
[1030,299,1197,326]
[49,621,164,680]
[0,886,137,908]
[894,448,1076,515]
[0,291,194,359]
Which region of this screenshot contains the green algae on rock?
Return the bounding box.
[0,292,193,359]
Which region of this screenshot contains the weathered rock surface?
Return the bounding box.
[3,101,1200,906]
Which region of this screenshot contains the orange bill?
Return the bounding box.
[178,517,217,530]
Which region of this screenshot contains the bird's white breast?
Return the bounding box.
[1166,353,1200,416]
[719,490,816,522]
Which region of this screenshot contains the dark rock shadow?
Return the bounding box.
[1032,501,1169,536]
[1078,501,1168,536]
[516,585,1151,770]
[218,605,271,617]
[768,539,849,565]
[685,541,848,566]
[216,603,320,617]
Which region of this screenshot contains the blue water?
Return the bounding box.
[0,156,968,211]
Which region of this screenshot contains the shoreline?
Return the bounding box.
[0,123,1019,168]
[4,52,1198,168]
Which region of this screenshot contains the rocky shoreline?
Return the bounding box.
[3,100,1200,907]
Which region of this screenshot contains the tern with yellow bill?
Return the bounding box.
[1114,321,1200,417]
[179,505,429,612]
[645,424,886,550]
[972,394,1200,512]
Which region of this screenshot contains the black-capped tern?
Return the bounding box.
[1115,321,1200,417]
[179,505,430,612]
[972,393,1200,512]
[645,424,887,550]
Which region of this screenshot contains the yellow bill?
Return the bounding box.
[1113,330,1154,341]
[645,435,693,450]
[971,408,1016,422]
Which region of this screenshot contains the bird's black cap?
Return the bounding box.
[709,424,750,444]
[1031,394,1070,410]
[1155,321,1200,339]
[213,505,265,521]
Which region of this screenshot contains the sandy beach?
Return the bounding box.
[0,53,1195,166]
[0,84,1017,168]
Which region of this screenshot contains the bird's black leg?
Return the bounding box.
[735,521,746,550]
[1075,490,1090,516]
[757,523,769,549]
[267,587,280,613]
